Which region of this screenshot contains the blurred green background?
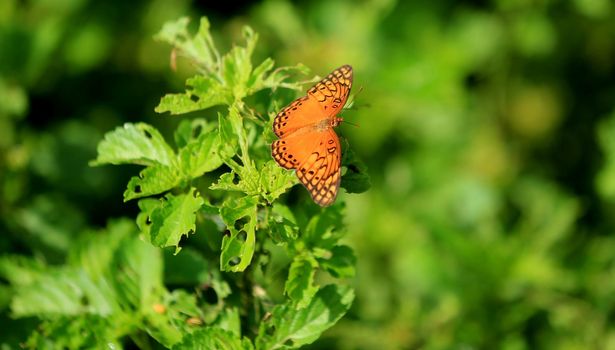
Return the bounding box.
[2,0,615,348]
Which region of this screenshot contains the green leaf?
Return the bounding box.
[144,290,204,347]
[156,75,231,115]
[9,267,116,317]
[90,123,175,167]
[25,316,121,350]
[219,196,258,272]
[155,17,220,73]
[284,254,318,309]
[317,245,356,279]
[163,247,211,285]
[210,171,244,192]
[250,62,310,93]
[112,233,164,311]
[341,145,371,194]
[178,124,224,178]
[222,27,257,100]
[218,112,240,161]
[136,188,204,253]
[173,327,254,350]
[259,161,297,204]
[255,285,354,350]
[267,203,299,244]
[302,205,345,250]
[214,307,242,336]
[124,163,181,201]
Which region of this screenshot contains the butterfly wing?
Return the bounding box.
[273,65,353,138]
[272,128,342,206]
[273,96,324,138]
[307,64,353,117]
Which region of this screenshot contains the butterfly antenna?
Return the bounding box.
[342,120,360,128]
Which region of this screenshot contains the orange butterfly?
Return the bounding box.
[271,65,353,207]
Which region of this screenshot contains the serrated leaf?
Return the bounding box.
[156,75,231,115]
[124,164,182,201]
[219,196,258,272]
[91,123,175,167]
[9,267,116,317]
[136,188,204,253]
[173,327,254,350]
[178,124,224,178]
[253,62,310,92]
[218,112,240,161]
[210,171,243,192]
[284,255,318,309]
[317,245,356,279]
[155,17,219,73]
[260,161,297,204]
[222,27,257,100]
[256,285,354,350]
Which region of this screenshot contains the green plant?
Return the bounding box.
[0,16,369,349]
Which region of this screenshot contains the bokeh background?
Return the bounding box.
[2,0,615,348]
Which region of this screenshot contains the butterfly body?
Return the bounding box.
[271,65,353,207]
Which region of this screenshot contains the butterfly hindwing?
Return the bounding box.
[295,130,342,207]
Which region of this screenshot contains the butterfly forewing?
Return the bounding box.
[271,65,353,207]
[307,64,353,117]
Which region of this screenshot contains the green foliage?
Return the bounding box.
[4,1,615,349]
[81,16,360,348]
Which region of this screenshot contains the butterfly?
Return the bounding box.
[271,65,353,207]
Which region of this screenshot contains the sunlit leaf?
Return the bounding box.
[219,196,258,272]
[156,75,231,115]
[255,285,354,349]
[136,188,204,253]
[259,161,297,204]
[91,123,175,167]
[124,164,181,201]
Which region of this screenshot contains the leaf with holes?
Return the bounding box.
[136,188,204,253]
[90,123,175,167]
[210,171,248,194]
[156,75,232,115]
[255,285,354,350]
[259,160,297,204]
[124,164,182,201]
[219,196,258,272]
[285,254,318,309]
